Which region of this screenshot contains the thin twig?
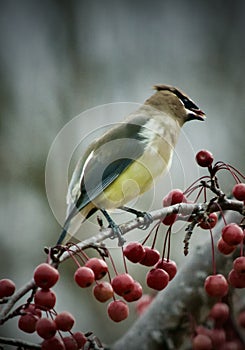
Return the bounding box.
[0,336,40,349]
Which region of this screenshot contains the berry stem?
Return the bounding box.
[162,226,171,260]
[151,222,160,249]
[214,161,245,182]
[184,175,210,196]
[107,250,118,276]
[215,203,227,226]
[66,248,82,268]
[209,228,216,275]
[121,247,128,274]
[142,221,161,246]
[193,186,205,204]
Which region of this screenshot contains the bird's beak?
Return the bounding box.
[193,109,206,121]
[187,108,206,121]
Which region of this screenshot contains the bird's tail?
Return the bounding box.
[56,205,80,246]
[56,204,95,246]
[56,219,71,246]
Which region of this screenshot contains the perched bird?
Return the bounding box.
[57,84,205,246]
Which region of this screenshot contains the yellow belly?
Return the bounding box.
[92,139,172,209]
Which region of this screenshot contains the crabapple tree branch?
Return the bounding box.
[58,198,244,263]
[0,336,40,349]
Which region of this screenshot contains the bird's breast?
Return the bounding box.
[93,118,180,209]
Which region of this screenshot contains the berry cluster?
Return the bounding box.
[192,302,245,349]
[190,150,245,349]
[72,248,177,322]
[16,263,86,350]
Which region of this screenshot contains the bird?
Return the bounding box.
[56,84,205,246]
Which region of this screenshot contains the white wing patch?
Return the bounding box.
[66,150,94,217]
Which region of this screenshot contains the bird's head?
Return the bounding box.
[145,84,205,126]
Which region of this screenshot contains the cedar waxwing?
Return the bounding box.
[57,84,205,246]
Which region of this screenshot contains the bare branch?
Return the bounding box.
[58,199,244,263]
[0,279,35,323]
[0,336,40,349]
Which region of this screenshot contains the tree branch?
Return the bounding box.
[58,199,244,263]
[0,336,40,349]
[0,279,35,323]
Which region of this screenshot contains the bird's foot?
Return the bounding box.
[119,206,153,230]
[137,211,153,230]
[108,221,126,247]
[100,209,126,246]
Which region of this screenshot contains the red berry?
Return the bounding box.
[204,274,228,297]
[195,150,214,167]
[34,263,59,289]
[36,317,57,339]
[228,269,245,288]
[74,266,95,288]
[195,325,212,337]
[233,256,245,274]
[146,268,169,291]
[199,213,218,229]
[209,302,229,325]
[18,314,37,333]
[232,183,245,201]
[238,310,245,328]
[0,279,15,298]
[93,281,114,302]
[72,332,87,348]
[217,238,236,255]
[222,223,243,246]
[123,281,143,302]
[155,258,177,281]
[111,273,134,296]
[123,242,146,263]
[139,247,160,266]
[209,328,226,347]
[107,300,129,322]
[18,304,42,333]
[163,189,186,206]
[85,258,108,280]
[23,304,42,318]
[63,337,78,350]
[34,289,56,310]
[55,311,75,331]
[162,213,177,226]
[192,334,212,350]
[135,294,153,315]
[162,189,186,225]
[41,336,65,350]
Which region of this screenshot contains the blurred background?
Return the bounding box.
[0,0,244,345]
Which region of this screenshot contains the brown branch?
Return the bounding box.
[0,279,35,324]
[0,336,40,349]
[59,199,244,263]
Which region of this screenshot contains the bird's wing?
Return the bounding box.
[66,114,150,218]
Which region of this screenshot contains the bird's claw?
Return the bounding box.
[137,212,153,230]
[109,222,126,246]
